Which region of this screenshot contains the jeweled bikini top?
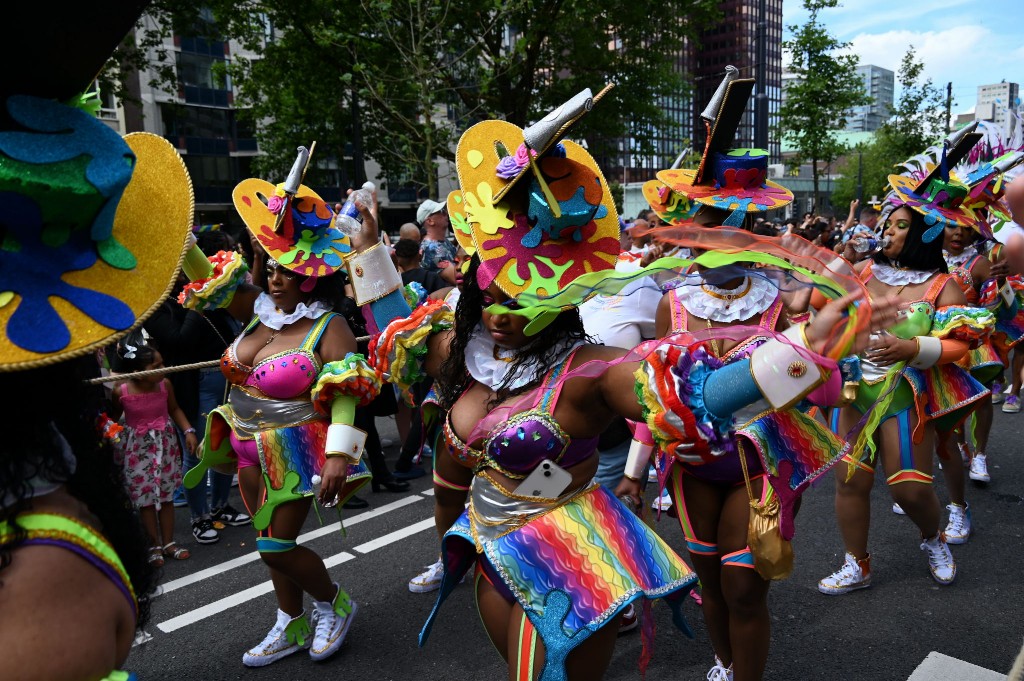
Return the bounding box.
[221,313,335,400]
[444,348,599,478]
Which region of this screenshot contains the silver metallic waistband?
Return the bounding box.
[469,473,595,544]
[226,387,322,439]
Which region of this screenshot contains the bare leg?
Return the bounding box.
[833,406,875,559]
[673,468,730,664]
[475,573,620,681]
[259,497,336,604]
[139,505,159,546]
[937,432,966,507]
[158,503,177,546]
[973,400,993,454]
[882,417,939,539]
[718,479,771,681]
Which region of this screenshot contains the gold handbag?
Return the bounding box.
[738,441,794,581]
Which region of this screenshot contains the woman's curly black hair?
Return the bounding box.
[0,355,158,630]
[872,206,948,274]
[437,255,590,410]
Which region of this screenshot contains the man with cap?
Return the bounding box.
[417,199,457,285]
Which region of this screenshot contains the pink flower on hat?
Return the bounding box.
[514,144,537,168]
[267,195,285,214]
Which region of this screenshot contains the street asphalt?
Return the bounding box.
[125,409,1024,680]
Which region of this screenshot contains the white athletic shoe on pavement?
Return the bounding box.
[409,558,445,593]
[944,503,972,544]
[309,584,357,662]
[706,656,734,681]
[818,552,871,595]
[969,453,991,483]
[921,534,956,584]
[242,609,310,667]
[892,502,906,515]
[651,489,672,512]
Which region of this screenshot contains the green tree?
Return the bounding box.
[110,0,720,199]
[831,48,950,208]
[777,0,867,211]
[882,46,949,160]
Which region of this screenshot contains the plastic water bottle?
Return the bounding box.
[852,235,890,254]
[335,181,375,236]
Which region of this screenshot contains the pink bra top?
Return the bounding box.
[443,348,599,479]
[119,382,170,432]
[222,313,335,400]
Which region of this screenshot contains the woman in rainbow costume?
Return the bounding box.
[819,127,995,596]
[619,67,871,681]
[931,150,1024,539]
[179,148,404,667]
[368,85,897,681]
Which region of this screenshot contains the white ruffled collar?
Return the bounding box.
[253,292,331,330]
[871,263,937,286]
[944,245,978,269]
[465,323,581,391]
[675,274,777,323]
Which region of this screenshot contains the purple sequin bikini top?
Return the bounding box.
[443,348,599,478]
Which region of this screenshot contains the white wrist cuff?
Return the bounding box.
[326,424,367,463]
[909,335,942,369]
[624,440,654,480]
[1000,281,1015,307]
[750,324,826,410]
[344,240,403,305]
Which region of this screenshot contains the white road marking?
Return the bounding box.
[353,518,436,554]
[157,553,357,633]
[155,491,439,634]
[160,494,426,595]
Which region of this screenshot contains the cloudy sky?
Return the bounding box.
[782,0,1024,115]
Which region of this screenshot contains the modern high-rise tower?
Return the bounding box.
[846,64,894,132]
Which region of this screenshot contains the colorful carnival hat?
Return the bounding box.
[642,178,700,226]
[0,3,194,372]
[653,66,793,227]
[961,151,1024,230]
[886,123,984,242]
[447,87,621,334]
[233,145,353,281]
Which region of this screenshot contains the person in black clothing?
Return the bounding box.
[395,238,446,293]
[143,232,250,544]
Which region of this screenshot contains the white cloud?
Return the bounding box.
[846,26,989,80]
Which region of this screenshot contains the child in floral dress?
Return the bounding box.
[110,330,198,566]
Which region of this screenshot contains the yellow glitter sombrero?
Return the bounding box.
[233,177,352,278]
[0,123,193,371]
[0,4,194,372]
[447,116,620,305]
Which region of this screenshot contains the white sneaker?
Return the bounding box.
[1002,395,1021,413]
[651,489,672,512]
[706,657,734,681]
[409,558,445,593]
[969,453,991,483]
[617,603,639,635]
[242,609,310,667]
[647,466,658,483]
[309,584,357,662]
[818,552,871,595]
[892,502,906,515]
[944,503,972,544]
[920,534,956,584]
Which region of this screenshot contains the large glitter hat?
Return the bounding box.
[447,87,621,334]
[0,3,194,372]
[651,66,793,227]
[885,123,985,242]
[232,145,353,279]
